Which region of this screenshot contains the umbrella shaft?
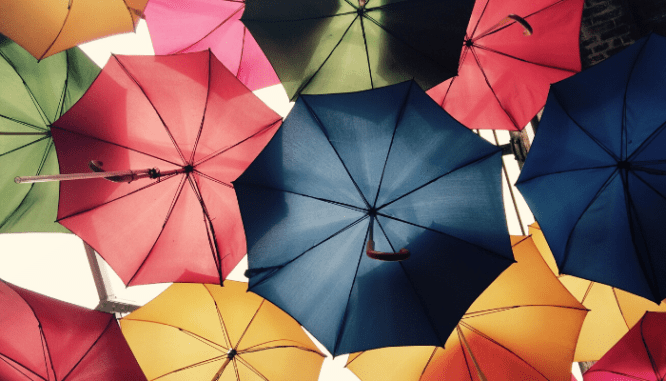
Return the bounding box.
[0,131,49,135]
[14,168,184,184]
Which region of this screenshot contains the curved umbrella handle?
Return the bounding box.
[366,240,410,262]
[506,14,533,35]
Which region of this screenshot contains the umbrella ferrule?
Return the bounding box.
[227,348,237,359]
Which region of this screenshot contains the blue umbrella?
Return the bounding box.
[234,81,514,356]
[516,33,666,304]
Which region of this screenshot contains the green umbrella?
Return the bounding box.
[241,0,474,100]
[0,35,100,233]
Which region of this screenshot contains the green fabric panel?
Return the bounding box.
[62,48,102,115]
[0,53,49,130]
[243,0,352,21]
[244,13,358,100]
[301,16,372,95]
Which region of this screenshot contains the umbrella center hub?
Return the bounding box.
[183,164,194,173]
[617,160,631,170]
[368,207,377,217]
[357,7,365,16]
[227,348,237,359]
[464,39,474,48]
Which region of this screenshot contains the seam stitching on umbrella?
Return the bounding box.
[189,51,213,164]
[113,55,188,165]
[301,96,371,208]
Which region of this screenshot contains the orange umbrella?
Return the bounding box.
[0,0,148,60]
[530,222,666,362]
[346,235,587,381]
[119,281,325,381]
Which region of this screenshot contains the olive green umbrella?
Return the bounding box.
[241,0,474,100]
[0,35,100,233]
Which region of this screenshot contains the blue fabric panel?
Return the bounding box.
[249,220,369,354]
[518,91,617,183]
[380,151,511,258]
[375,82,500,207]
[627,168,666,302]
[377,216,514,345]
[234,98,366,208]
[517,167,616,265]
[235,184,366,270]
[550,36,650,158]
[631,123,666,163]
[625,34,666,158]
[299,82,410,206]
[335,221,440,355]
[562,173,653,300]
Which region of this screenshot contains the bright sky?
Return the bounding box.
[0,20,583,381]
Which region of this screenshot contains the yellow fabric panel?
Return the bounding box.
[615,288,666,327]
[559,276,591,302]
[234,359,272,381]
[123,284,229,348]
[124,0,149,11]
[460,305,585,381]
[151,358,228,381]
[0,0,67,59]
[467,236,584,312]
[206,281,264,348]
[44,0,136,58]
[237,298,322,354]
[346,346,437,381]
[239,347,325,381]
[119,319,226,380]
[528,222,559,275]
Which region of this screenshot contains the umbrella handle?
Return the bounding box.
[14,161,183,184]
[476,14,533,38]
[365,240,410,262]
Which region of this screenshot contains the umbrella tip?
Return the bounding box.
[227,348,237,359]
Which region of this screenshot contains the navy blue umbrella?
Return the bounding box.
[516,33,666,304]
[234,81,514,356]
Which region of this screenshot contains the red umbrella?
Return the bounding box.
[0,279,146,381]
[583,312,666,381]
[427,0,583,131]
[144,0,280,91]
[40,51,282,286]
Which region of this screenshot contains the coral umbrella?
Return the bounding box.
[530,222,666,362]
[516,33,666,303]
[0,0,148,60]
[345,236,588,381]
[0,279,146,381]
[428,0,583,131]
[119,281,326,381]
[234,81,514,356]
[144,0,280,91]
[583,312,666,381]
[0,35,99,233]
[19,51,282,286]
[241,0,476,100]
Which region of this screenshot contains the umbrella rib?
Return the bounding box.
[582,369,651,381]
[0,353,48,381]
[458,321,552,380]
[174,5,245,55]
[152,356,227,380]
[469,0,491,39]
[359,15,374,89]
[38,0,74,61]
[622,35,654,161]
[242,10,358,23]
[435,68,459,107]
[300,97,371,208]
[612,287,632,329]
[374,216,397,252]
[113,55,188,165]
[234,356,270,381]
[463,304,587,319]
[551,89,621,161]
[0,51,52,126]
[56,172,181,223]
[120,0,142,32]
[50,126,183,167]
[473,44,579,73]
[627,120,666,162]
[193,171,233,189]
[239,340,324,356]
[234,300,265,351]
[55,55,69,121]
[0,114,48,133]
[378,149,500,210]
[189,51,213,165]
[0,134,50,158]
[456,327,477,381]
[202,284,234,349]
[123,318,228,352]
[632,170,666,203]
[418,348,439,381]
[59,319,115,381]
[291,15,361,99]
[237,183,367,213]
[640,318,662,380]
[194,119,282,167]
[372,81,413,208]
[474,0,569,40]
[379,212,514,263]
[580,282,594,304]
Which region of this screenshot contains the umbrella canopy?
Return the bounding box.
[144,0,280,91]
[516,33,666,303]
[530,222,666,362]
[0,279,146,381]
[345,236,587,381]
[583,311,666,381]
[241,0,475,100]
[234,80,514,356]
[0,35,99,234]
[48,51,282,286]
[0,0,148,60]
[119,281,326,381]
[427,0,583,131]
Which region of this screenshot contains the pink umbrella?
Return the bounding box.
[144,0,280,91]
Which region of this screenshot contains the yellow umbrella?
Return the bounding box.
[0,0,148,60]
[347,236,587,381]
[120,281,325,381]
[530,222,666,362]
